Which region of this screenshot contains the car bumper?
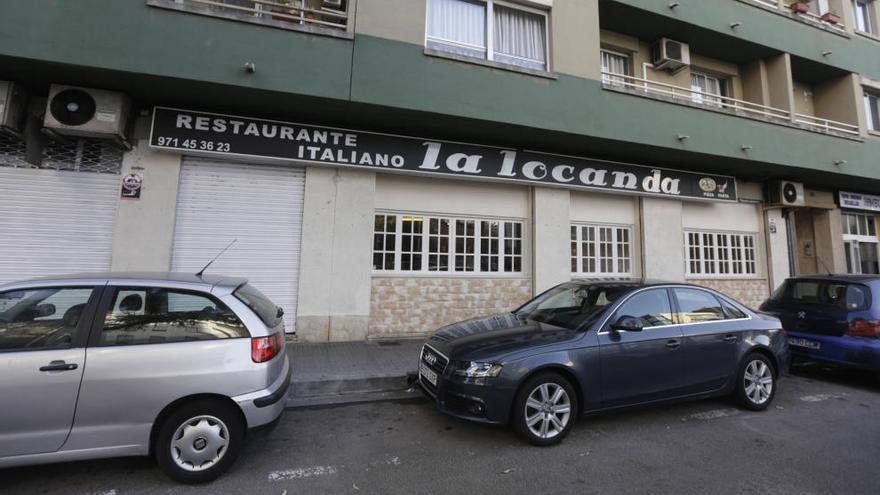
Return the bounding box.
[419,373,515,425]
[787,332,880,371]
[233,354,291,428]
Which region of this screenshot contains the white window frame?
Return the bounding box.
[865,90,880,132]
[424,0,551,71]
[600,49,630,86]
[373,211,525,276]
[843,213,879,274]
[691,71,727,108]
[570,223,634,278]
[853,0,875,34]
[685,230,758,278]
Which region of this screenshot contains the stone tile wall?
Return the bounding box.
[368,277,532,339]
[688,278,770,309]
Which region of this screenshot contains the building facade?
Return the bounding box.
[1,0,879,342]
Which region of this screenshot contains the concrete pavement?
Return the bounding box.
[4,364,879,494]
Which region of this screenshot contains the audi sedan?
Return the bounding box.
[0,273,290,483]
[418,281,789,445]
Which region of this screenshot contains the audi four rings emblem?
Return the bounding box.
[424,353,437,365]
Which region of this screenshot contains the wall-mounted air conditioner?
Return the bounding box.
[43,84,131,144]
[769,181,806,207]
[651,38,690,73]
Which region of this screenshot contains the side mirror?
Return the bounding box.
[35,303,56,318]
[276,307,284,318]
[610,315,643,332]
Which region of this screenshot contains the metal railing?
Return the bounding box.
[601,72,860,137]
[170,0,348,30]
[741,0,846,32]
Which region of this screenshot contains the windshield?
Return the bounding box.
[514,284,632,330]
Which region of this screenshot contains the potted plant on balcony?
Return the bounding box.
[789,1,812,14]
[821,11,841,24]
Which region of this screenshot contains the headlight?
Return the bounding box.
[453,361,503,378]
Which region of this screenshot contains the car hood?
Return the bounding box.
[425,313,584,362]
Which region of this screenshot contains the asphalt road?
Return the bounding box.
[3,364,879,495]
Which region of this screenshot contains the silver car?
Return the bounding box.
[0,272,290,483]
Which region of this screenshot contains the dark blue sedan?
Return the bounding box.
[759,275,880,380]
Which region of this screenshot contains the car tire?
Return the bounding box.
[512,372,578,446]
[154,399,244,484]
[735,354,777,411]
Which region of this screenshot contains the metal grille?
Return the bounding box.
[0,133,29,168]
[419,344,449,397]
[41,138,123,174]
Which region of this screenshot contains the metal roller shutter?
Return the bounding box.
[172,159,304,331]
[0,167,119,284]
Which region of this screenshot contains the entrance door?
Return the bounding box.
[0,167,118,284]
[171,159,304,331]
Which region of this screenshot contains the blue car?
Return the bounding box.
[759,275,880,380]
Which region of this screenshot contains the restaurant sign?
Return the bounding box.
[840,191,880,213]
[150,107,738,202]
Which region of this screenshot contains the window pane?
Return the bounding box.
[493,5,547,70]
[674,288,725,323]
[427,0,487,58]
[614,289,673,328]
[0,288,93,350]
[721,299,747,319]
[601,51,629,85]
[791,281,822,303]
[846,285,870,311]
[101,288,247,346]
[400,216,424,271]
[860,242,880,274]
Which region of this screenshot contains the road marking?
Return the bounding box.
[268,466,338,482]
[93,491,117,495]
[800,393,847,402]
[689,408,740,420]
[387,456,401,466]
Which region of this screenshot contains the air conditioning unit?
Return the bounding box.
[43,84,131,142]
[0,81,27,137]
[769,181,806,207]
[651,38,690,73]
[322,0,344,10]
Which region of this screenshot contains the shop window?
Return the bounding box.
[853,0,875,34]
[426,0,549,71]
[865,90,880,132]
[691,71,728,108]
[843,213,879,274]
[373,212,524,275]
[600,50,629,86]
[571,224,632,277]
[686,231,757,277]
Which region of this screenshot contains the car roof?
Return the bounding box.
[0,272,248,292]
[569,278,697,288]
[787,274,880,284]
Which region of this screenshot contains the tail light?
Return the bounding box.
[846,320,880,338]
[252,332,283,363]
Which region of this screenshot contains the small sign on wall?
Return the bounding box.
[120,171,143,200]
[769,219,777,234]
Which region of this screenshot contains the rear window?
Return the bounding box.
[783,279,872,312]
[234,284,282,328]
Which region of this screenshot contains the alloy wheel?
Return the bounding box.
[170,415,229,472]
[524,382,572,439]
[743,359,773,405]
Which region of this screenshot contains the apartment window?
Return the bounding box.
[691,71,727,108]
[601,50,630,86]
[426,0,549,71]
[843,213,879,274]
[373,213,524,275]
[686,231,757,277]
[865,90,880,132]
[853,0,874,33]
[571,224,633,277]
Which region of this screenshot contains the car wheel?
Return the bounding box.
[736,354,776,411]
[512,372,578,446]
[154,399,244,484]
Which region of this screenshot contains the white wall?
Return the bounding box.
[641,198,685,281]
[569,191,637,224]
[765,208,791,291]
[375,174,529,218]
[110,117,181,271]
[533,187,571,294]
[297,167,376,342]
[681,201,761,232]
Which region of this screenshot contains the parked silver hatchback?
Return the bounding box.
[0,272,290,483]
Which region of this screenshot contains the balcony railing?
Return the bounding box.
[601,71,861,137]
[740,0,847,33]
[149,0,349,33]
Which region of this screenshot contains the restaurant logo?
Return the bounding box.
[149,107,738,202]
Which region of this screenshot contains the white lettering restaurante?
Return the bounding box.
[176,114,359,147]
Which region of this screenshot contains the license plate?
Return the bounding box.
[420,363,438,386]
[789,337,821,350]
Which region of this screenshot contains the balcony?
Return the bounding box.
[737,0,849,36]
[601,71,861,138]
[147,0,350,37]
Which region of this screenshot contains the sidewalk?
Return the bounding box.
[284,339,424,408]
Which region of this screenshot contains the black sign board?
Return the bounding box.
[149,107,737,202]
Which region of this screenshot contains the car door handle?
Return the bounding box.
[722,335,738,343]
[665,339,681,349]
[39,361,78,372]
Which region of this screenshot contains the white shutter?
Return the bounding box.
[0,168,118,284]
[172,159,304,331]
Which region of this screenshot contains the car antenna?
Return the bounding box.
[196,239,237,277]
